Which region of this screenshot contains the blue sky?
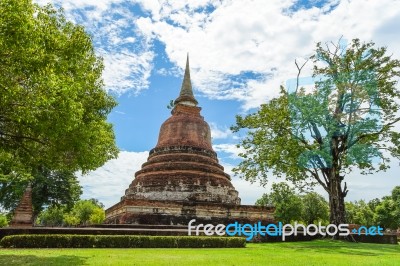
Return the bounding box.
[35,0,400,208]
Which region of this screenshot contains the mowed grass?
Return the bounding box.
[0,240,399,266]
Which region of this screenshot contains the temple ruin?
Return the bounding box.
[10,184,33,227]
[105,56,273,225]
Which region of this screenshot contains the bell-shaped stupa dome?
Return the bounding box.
[123,55,240,205]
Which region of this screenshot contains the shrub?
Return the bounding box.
[0,235,246,248]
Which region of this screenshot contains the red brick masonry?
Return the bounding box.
[105,59,274,225]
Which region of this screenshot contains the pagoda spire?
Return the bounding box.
[174,54,198,106]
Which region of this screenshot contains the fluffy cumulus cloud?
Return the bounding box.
[77,151,148,208]
[133,0,400,109]
[35,0,400,107]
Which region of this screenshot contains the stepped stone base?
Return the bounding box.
[106,57,275,226]
[105,199,274,225]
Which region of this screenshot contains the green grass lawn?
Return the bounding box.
[0,240,399,266]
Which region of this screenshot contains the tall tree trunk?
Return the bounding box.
[328,132,347,239]
[328,171,346,239]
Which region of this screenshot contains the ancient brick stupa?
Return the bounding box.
[105,56,273,225]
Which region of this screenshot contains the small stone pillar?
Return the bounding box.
[10,184,33,227]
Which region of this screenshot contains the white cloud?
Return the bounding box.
[77,151,148,208]
[156,66,182,77]
[101,50,154,95]
[36,0,400,107]
[209,122,232,139]
[133,0,400,109]
[213,143,245,159]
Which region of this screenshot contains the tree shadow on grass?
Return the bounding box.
[0,255,87,266]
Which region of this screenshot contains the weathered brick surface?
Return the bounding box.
[105,58,274,225]
[105,199,274,225]
[156,105,212,150]
[122,104,241,205]
[10,185,33,227]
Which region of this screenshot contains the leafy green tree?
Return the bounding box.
[374,197,399,230]
[63,213,80,227]
[36,205,65,227]
[345,201,357,224]
[255,193,273,207]
[0,213,8,227]
[345,200,374,227]
[301,192,329,224]
[269,182,303,224]
[391,186,400,228]
[87,198,105,209]
[0,168,82,216]
[89,208,106,224]
[232,39,400,230]
[391,186,400,202]
[36,198,105,226]
[367,198,381,212]
[0,0,118,180]
[66,199,105,225]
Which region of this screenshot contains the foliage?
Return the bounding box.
[256,188,329,224]
[87,198,105,209]
[0,0,118,180]
[63,213,80,227]
[391,186,400,202]
[301,192,329,224]
[89,207,105,224]
[374,197,400,230]
[344,186,400,229]
[367,198,381,212]
[0,168,81,215]
[0,235,246,248]
[232,39,400,226]
[68,199,105,225]
[255,193,273,207]
[372,186,400,230]
[35,198,105,226]
[269,182,303,223]
[36,205,65,227]
[0,213,8,227]
[345,200,375,227]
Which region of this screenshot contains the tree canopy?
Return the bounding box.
[345,200,374,227]
[0,167,82,216]
[256,185,329,224]
[232,39,400,228]
[0,0,118,181]
[261,183,303,224]
[36,199,105,227]
[301,192,329,225]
